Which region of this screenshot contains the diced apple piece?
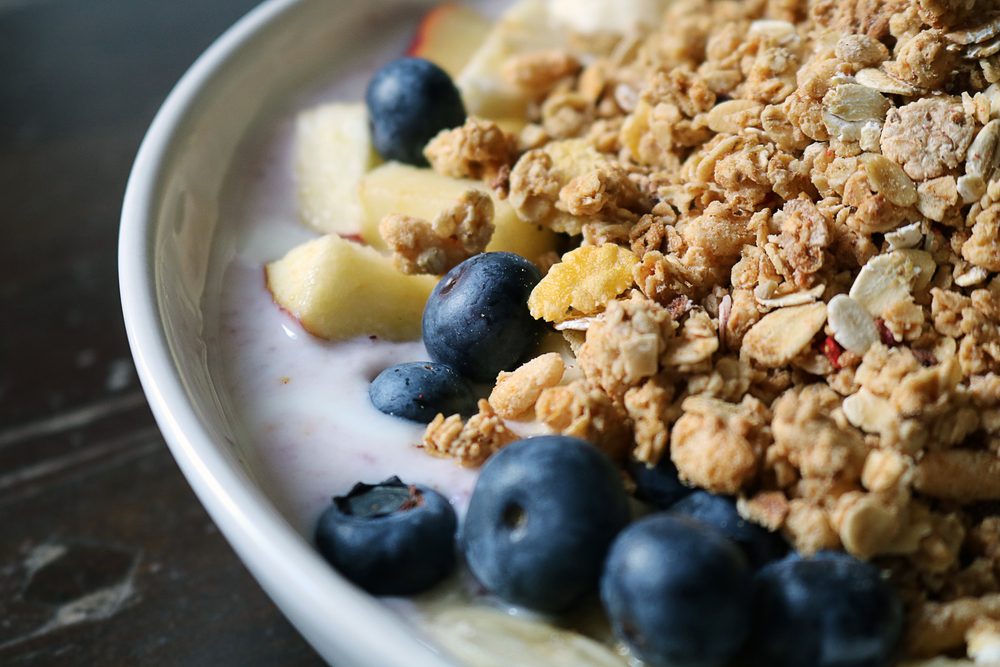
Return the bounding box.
[358,162,556,263]
[456,0,566,120]
[407,4,491,79]
[295,103,379,234]
[265,234,437,341]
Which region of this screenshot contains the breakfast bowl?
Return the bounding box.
[121,0,998,665]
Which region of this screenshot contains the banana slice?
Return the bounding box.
[423,606,626,667]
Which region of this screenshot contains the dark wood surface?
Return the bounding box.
[0,1,325,664]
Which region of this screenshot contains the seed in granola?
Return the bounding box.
[955,264,989,287]
[968,34,1000,59]
[823,84,890,139]
[704,99,764,134]
[885,221,923,249]
[528,244,638,323]
[895,248,937,291]
[741,302,827,368]
[836,34,891,66]
[855,67,922,96]
[957,173,987,203]
[849,252,919,319]
[945,13,1000,45]
[823,336,844,369]
[966,119,1000,180]
[828,294,880,355]
[861,153,918,207]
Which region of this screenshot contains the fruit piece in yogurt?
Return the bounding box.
[423,252,542,382]
[549,0,668,35]
[314,477,457,596]
[369,361,478,423]
[601,514,753,667]
[294,102,379,234]
[462,436,631,613]
[407,4,491,78]
[358,161,556,262]
[423,605,627,667]
[456,0,566,120]
[366,57,466,166]
[265,233,437,341]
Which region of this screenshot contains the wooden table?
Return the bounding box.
[0,1,324,663]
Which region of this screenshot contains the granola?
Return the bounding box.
[398,0,1000,661]
[489,352,565,419]
[421,399,515,467]
[380,189,494,275]
[424,117,519,181]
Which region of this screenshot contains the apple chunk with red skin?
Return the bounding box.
[407,3,490,78]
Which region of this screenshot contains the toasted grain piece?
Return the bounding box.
[741,302,827,368]
[489,353,565,420]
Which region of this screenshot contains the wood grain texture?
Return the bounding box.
[0,1,325,664]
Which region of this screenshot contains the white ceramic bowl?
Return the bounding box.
[119,1,458,665]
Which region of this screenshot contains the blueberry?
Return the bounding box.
[423,252,542,382]
[314,477,456,596]
[671,491,788,569]
[627,457,692,509]
[744,553,903,667]
[601,514,753,667]
[369,361,477,423]
[462,435,630,612]
[365,57,466,165]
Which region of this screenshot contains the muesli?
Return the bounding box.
[258,0,1000,664]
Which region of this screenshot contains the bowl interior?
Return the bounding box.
[120,1,462,665]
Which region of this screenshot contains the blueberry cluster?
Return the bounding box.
[371,251,543,421]
[314,439,904,667]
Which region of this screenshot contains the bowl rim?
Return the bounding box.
[118,1,455,665]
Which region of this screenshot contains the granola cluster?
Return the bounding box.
[414,0,1000,659]
[380,189,495,275]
